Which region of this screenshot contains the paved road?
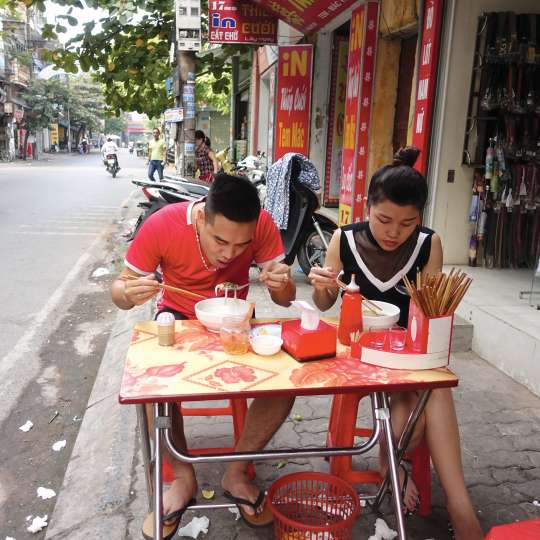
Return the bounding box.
[0,149,146,539]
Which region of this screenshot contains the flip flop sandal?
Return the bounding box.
[224,489,273,528]
[399,463,420,517]
[141,498,196,540]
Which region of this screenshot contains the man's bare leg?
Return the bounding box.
[145,404,198,520]
[379,392,425,511]
[221,396,295,516]
[425,389,483,540]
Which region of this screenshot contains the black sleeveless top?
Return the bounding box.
[339,222,434,327]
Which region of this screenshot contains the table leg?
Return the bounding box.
[137,404,153,511]
[372,390,432,511]
[153,403,164,540]
[374,392,407,540]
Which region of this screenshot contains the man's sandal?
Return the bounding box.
[224,489,273,528]
[141,498,196,540]
[400,463,420,517]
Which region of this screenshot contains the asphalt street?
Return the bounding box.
[0,149,146,539]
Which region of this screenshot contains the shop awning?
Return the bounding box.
[252,0,358,34]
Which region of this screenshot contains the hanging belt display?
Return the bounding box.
[463,12,540,269]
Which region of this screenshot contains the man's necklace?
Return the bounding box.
[194,224,217,272]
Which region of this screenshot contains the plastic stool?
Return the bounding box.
[163,398,253,483]
[326,393,432,516]
[485,519,540,539]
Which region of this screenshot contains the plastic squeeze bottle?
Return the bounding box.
[338,274,363,346]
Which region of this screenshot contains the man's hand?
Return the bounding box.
[308,266,339,292]
[259,260,292,291]
[122,273,160,306]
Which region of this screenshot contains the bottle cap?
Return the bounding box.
[156,312,175,326]
[346,274,360,293]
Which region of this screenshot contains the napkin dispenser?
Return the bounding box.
[281,301,337,361]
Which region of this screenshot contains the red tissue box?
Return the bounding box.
[281,319,337,362]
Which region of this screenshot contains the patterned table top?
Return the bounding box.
[119,320,458,404]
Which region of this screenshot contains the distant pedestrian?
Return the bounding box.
[147,128,166,182]
[195,130,218,183]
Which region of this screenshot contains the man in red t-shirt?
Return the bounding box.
[112,173,296,535]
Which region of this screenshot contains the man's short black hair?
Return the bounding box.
[205,173,261,223]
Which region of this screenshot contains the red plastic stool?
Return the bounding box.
[326,393,432,516]
[163,398,253,483]
[485,519,540,539]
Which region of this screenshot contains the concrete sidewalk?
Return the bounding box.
[45,272,540,540]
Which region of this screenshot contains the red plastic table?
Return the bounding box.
[119,319,458,540]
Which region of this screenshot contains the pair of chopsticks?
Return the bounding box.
[403,268,472,317]
[121,274,206,301]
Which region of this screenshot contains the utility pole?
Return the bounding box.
[174,0,201,179]
[177,50,196,178]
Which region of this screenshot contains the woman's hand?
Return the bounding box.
[122,274,160,306]
[308,266,339,292]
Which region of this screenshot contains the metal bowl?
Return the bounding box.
[194,297,251,333]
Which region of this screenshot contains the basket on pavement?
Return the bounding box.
[267,472,360,540]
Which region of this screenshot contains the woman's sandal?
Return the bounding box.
[224,489,273,528]
[400,463,420,517]
[141,498,196,540]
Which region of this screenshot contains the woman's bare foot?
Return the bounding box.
[398,465,419,513]
[163,465,198,523]
[222,465,261,516]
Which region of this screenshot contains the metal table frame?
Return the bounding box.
[136,388,432,540]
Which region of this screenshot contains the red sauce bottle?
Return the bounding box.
[338,274,363,346]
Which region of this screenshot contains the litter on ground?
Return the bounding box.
[367,517,398,540]
[19,420,33,432]
[52,440,66,452]
[91,267,110,278]
[26,515,48,533]
[176,516,210,538]
[228,507,240,520]
[37,487,56,500]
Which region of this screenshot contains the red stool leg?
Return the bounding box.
[410,439,432,516]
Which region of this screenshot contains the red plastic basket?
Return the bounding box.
[267,472,360,540]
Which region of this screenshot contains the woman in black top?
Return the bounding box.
[309,147,482,540]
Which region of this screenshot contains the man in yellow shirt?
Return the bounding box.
[147,127,167,181]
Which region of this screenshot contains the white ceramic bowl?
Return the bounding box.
[250,335,283,356]
[362,301,400,330]
[195,297,251,333]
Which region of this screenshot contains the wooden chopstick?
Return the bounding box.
[121,274,206,300]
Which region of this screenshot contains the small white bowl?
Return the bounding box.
[362,301,400,330]
[250,335,283,356]
[195,297,251,333]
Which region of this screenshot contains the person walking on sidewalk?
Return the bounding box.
[147,127,166,181]
[195,129,218,183]
[309,147,483,540]
[112,173,296,538]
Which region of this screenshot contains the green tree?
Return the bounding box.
[196,72,231,114]
[7,0,252,117]
[104,115,127,136]
[22,78,70,132]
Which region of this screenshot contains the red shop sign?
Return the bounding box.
[274,44,313,160]
[252,0,358,35]
[411,0,443,176]
[338,1,379,226]
[208,0,277,44]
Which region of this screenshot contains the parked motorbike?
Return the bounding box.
[128,170,336,275]
[105,153,120,178]
[235,152,266,183]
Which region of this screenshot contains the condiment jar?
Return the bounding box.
[156,312,175,346]
[338,274,363,346]
[220,316,250,355]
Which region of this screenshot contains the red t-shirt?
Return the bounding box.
[125,201,284,318]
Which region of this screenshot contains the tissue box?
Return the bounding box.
[281,319,337,362]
